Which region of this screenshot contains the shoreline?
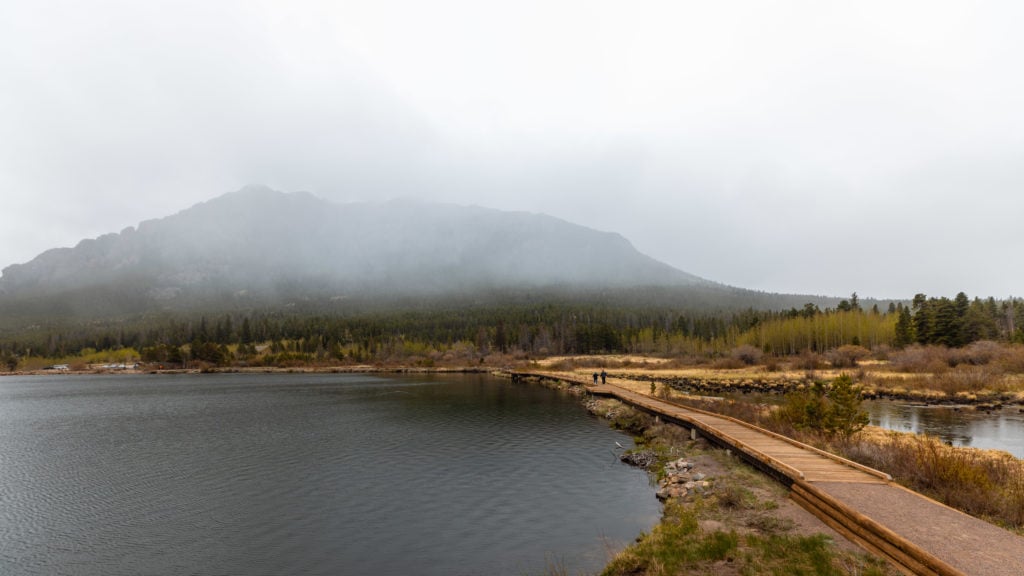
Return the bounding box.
[6,362,1022,408]
[1,365,494,377]
[522,373,898,575]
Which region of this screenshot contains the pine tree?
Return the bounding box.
[894,306,915,348]
[827,374,869,441]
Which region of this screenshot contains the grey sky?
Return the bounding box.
[2,1,1022,300]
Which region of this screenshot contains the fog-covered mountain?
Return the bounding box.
[0,186,707,309]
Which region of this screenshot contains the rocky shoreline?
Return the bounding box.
[619,451,714,502]
[613,372,1023,407]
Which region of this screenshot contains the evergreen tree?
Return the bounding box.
[912,294,934,344]
[894,306,915,348]
[827,374,869,441]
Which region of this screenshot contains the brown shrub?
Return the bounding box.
[793,350,825,370]
[996,344,1024,373]
[826,345,871,368]
[545,359,577,371]
[954,340,1004,366]
[871,344,892,361]
[929,365,1003,395]
[661,355,706,369]
[712,357,747,370]
[730,345,763,366]
[890,345,953,373]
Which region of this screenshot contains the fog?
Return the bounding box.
[2,1,1023,299]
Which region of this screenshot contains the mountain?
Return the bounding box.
[0,186,713,316]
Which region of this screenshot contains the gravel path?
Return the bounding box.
[815,482,1024,576]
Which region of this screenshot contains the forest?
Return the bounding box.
[2,290,1022,370]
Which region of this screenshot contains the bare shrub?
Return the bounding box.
[871,344,892,361]
[890,345,952,373]
[730,345,763,366]
[930,365,1005,395]
[996,344,1024,373]
[793,350,825,370]
[712,357,746,370]
[956,340,1004,366]
[826,345,871,368]
[545,359,577,371]
[661,355,704,369]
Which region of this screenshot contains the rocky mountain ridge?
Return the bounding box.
[0,186,706,306]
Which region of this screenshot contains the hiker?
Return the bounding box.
[592,372,599,384]
[600,370,607,384]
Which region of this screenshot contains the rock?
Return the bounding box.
[693,472,706,481]
[656,485,689,501]
[620,450,659,469]
[699,520,726,532]
[665,458,694,473]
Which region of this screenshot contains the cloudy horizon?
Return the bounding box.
[3,1,1022,300]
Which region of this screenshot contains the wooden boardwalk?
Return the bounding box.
[511,371,1024,576]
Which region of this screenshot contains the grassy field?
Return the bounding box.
[533,351,1024,404]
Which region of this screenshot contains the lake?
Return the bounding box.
[0,373,659,576]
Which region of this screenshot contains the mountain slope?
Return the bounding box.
[0,186,707,311]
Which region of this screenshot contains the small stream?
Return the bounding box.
[712,389,1024,458]
[864,400,1024,458]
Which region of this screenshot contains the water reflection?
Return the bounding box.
[0,373,659,576]
[864,400,1024,458]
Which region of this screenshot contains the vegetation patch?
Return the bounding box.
[584,397,896,576]
[670,378,1024,531]
[842,432,1024,530]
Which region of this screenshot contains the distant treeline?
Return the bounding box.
[2,292,1022,365]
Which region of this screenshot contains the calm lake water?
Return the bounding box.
[0,373,659,576]
[864,400,1024,458]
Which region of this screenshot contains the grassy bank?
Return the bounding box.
[565,390,896,576]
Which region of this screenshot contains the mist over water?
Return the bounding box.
[0,373,659,575]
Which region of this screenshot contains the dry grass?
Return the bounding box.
[890,342,1024,375]
[667,388,1024,530]
[841,432,1024,530]
[545,350,1024,401]
[533,354,673,369]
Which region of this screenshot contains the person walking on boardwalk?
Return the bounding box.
[600,370,607,384]
[592,372,599,385]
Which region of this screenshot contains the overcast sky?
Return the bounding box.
[2,1,1022,300]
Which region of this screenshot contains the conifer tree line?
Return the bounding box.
[1,292,1022,364]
